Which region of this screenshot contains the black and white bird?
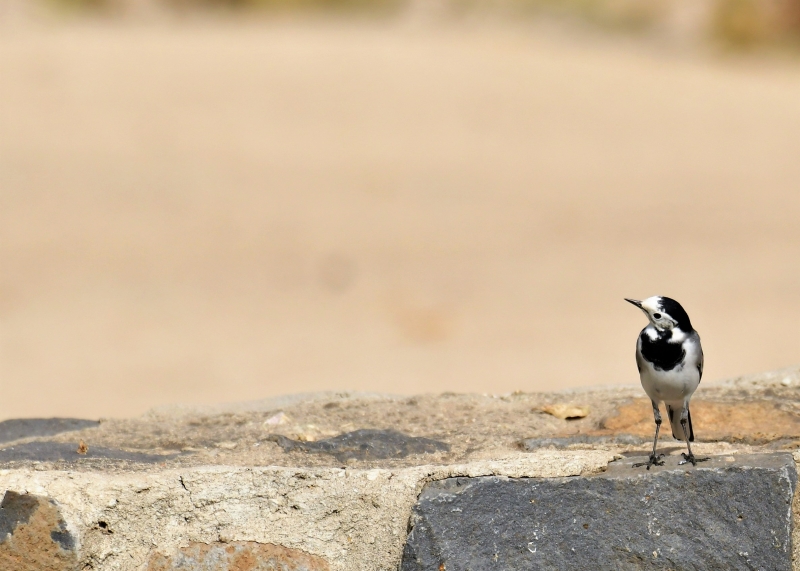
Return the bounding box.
[625,296,707,469]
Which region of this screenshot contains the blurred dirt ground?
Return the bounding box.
[1,16,800,419]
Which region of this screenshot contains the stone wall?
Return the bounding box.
[1,366,800,570]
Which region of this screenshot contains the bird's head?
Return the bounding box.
[625,296,693,332]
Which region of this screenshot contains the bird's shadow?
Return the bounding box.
[618,446,683,457]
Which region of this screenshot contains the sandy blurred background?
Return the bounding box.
[1,0,800,420]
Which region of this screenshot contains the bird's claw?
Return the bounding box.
[633,454,665,470]
[678,453,709,466]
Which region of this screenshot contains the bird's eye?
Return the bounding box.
[653,313,662,319]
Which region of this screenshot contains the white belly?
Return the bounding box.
[639,361,700,405]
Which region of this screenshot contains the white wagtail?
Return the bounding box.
[625,296,708,469]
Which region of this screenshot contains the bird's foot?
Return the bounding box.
[678,453,709,466]
[633,454,665,470]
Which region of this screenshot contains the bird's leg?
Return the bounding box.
[633,401,665,470]
[678,405,709,466]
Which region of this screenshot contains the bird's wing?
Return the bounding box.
[697,344,704,381]
[635,330,645,373]
[635,348,644,373]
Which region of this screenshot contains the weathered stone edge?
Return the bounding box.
[0,450,614,571]
[3,450,800,570]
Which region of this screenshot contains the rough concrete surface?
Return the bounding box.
[0,367,800,570]
[2,366,798,474]
[0,452,615,571]
[403,453,796,571]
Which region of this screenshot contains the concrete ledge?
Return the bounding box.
[1,367,800,570]
[0,451,615,570]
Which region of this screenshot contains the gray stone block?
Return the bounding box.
[0,418,99,445]
[268,429,450,462]
[0,491,78,570]
[402,453,796,571]
[0,441,180,465]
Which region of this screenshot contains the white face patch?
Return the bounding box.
[640,296,661,314]
[639,296,676,331]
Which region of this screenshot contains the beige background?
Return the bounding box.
[1,18,799,419]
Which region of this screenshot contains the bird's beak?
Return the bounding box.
[624,298,643,308]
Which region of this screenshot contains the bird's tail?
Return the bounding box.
[667,404,694,442]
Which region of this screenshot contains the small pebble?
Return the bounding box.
[541,404,590,420]
[264,412,291,426]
